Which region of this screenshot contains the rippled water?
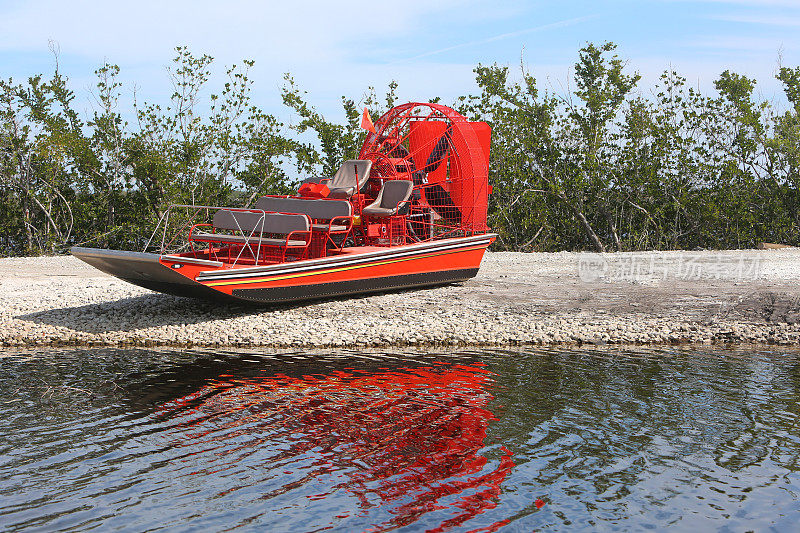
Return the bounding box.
[1,346,799,531]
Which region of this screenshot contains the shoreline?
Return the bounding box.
[1,250,799,349]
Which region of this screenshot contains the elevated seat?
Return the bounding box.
[327,160,372,199]
[362,180,413,218]
[254,197,352,230]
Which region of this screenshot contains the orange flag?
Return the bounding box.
[361,107,376,134]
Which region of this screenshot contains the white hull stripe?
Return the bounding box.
[196,235,494,282]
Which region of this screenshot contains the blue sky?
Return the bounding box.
[1,0,799,122]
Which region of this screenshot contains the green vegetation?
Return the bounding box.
[1,43,798,256]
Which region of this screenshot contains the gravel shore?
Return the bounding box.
[2,249,800,348]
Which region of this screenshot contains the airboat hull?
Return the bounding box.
[70,234,494,305]
[69,247,243,302]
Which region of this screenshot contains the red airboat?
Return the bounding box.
[71,102,495,304]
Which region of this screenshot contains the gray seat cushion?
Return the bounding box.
[311,223,348,232]
[267,238,309,247]
[361,206,396,217]
[328,186,356,199]
[212,210,309,234]
[254,197,352,220]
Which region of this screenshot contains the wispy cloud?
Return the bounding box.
[1,0,796,118]
[664,0,800,7]
[711,14,800,27]
[390,15,596,64]
[0,0,465,64]
[682,36,795,52]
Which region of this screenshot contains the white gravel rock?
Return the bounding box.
[1,250,800,348]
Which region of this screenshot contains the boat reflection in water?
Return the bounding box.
[153,358,514,531]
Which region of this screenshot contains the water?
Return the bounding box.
[1,346,799,532]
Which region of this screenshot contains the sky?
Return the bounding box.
[1,0,799,123]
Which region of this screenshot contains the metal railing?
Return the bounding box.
[144,204,271,266]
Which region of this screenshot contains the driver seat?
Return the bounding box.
[362,180,413,217]
[327,160,372,199]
